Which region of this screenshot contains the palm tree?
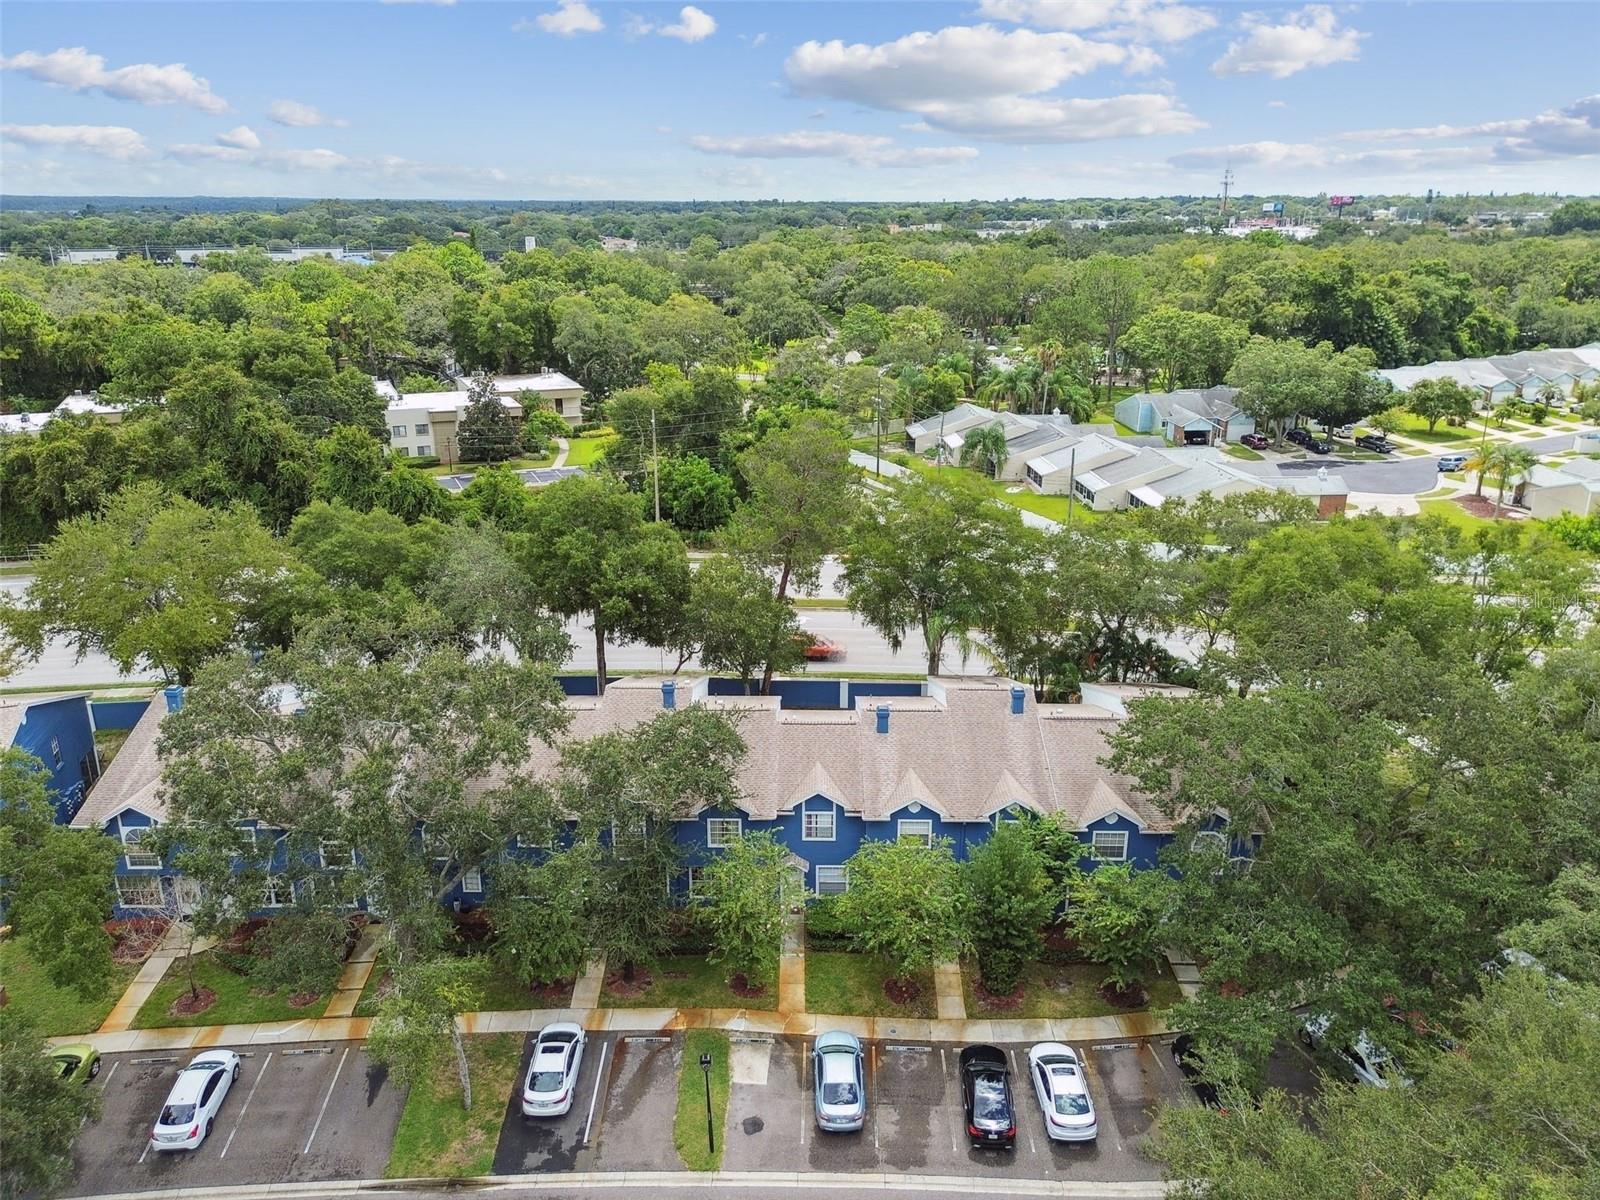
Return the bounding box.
[1053,380,1098,424]
[1490,445,1539,514]
[978,367,1023,412]
[1465,444,1496,498]
[1536,381,1565,409]
[960,421,1011,479]
[1033,339,1063,414]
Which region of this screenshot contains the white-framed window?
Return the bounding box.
[320,840,354,869]
[421,824,450,865]
[706,817,742,849]
[1190,830,1227,855]
[802,808,836,842]
[116,877,163,908]
[461,868,483,894]
[815,865,849,896]
[1090,829,1129,861]
[418,445,432,457]
[50,736,63,768]
[394,446,410,457]
[897,819,934,847]
[685,866,705,899]
[390,424,406,439]
[414,423,429,436]
[514,829,551,851]
[121,827,161,869]
[262,876,291,907]
[994,805,1023,825]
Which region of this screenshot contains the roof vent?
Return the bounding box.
[163,685,184,713]
[662,680,676,710]
[875,704,890,735]
[1011,686,1026,715]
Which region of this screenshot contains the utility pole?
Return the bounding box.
[1065,445,1078,532]
[873,391,884,479]
[651,409,661,522]
[1219,168,1234,219]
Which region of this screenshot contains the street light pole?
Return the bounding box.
[699,1052,715,1155]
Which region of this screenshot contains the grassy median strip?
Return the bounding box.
[673,1029,730,1172]
[386,1032,522,1179]
[132,951,329,1028]
[0,939,136,1035]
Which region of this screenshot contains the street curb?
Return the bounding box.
[69,1170,1175,1198]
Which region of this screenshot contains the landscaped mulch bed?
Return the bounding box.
[107,917,169,964]
[168,986,218,1017]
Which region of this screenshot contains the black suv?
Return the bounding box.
[1285,428,1314,447]
[1354,434,1393,453]
[1306,438,1334,454]
[959,1045,1016,1149]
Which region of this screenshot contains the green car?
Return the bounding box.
[50,1043,102,1085]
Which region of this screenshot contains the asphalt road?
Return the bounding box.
[67,1041,404,1197]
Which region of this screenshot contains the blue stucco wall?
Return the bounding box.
[91,698,152,731]
[1114,395,1155,433]
[9,695,98,822]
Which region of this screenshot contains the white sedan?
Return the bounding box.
[149,1050,241,1152]
[1300,1015,1411,1089]
[521,1022,586,1117]
[1026,1043,1098,1143]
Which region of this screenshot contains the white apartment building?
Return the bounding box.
[384,370,587,461]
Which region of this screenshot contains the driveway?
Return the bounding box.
[67,1041,403,1196]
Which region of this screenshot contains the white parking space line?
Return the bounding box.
[302,1046,349,1155]
[799,1040,808,1148]
[220,1052,273,1159]
[136,1140,149,1165]
[582,1039,608,1146]
[100,1061,119,1090]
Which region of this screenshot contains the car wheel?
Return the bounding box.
[1297,1029,1316,1048]
[232,1064,240,1081]
[88,1058,101,1080]
[205,1118,214,1143]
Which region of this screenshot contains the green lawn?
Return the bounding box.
[476,963,575,1010]
[385,1033,523,1179]
[1222,443,1264,461]
[891,456,1095,525]
[792,597,848,610]
[805,950,936,1019]
[602,954,776,1011]
[673,1029,730,1172]
[564,434,615,466]
[962,957,1182,1021]
[1416,498,1519,532]
[132,951,330,1028]
[94,726,133,769]
[0,938,137,1036]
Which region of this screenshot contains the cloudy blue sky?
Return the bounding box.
[2,1,1596,200]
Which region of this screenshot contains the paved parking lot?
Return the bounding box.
[67,1041,404,1196]
[495,1031,1203,1182]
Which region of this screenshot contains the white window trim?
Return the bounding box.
[685,865,706,900]
[1090,829,1129,862]
[262,876,292,908]
[121,827,161,870]
[814,865,849,896]
[319,840,354,869]
[116,876,164,908]
[460,868,484,894]
[1190,830,1227,855]
[390,424,406,438]
[706,817,742,849]
[802,808,836,842]
[897,818,934,847]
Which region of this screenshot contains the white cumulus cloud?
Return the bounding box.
[216,125,262,150]
[521,0,604,36]
[0,46,228,113]
[1211,5,1365,79]
[1,122,149,160]
[782,24,1196,143]
[267,99,349,128]
[661,6,717,42]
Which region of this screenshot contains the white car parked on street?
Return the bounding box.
[521,1022,586,1117]
[149,1050,241,1152]
[1026,1043,1098,1142]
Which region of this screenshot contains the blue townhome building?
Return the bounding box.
[2,691,103,823]
[74,675,1204,918]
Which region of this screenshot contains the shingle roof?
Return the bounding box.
[70,695,166,829]
[0,692,89,750]
[71,675,1185,836]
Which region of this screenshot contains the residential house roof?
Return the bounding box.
[492,370,585,394]
[70,695,169,829]
[0,692,90,751]
[905,403,999,440]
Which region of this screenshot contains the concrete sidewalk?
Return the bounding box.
[55,1001,1171,1054]
[95,922,210,1034]
[320,926,384,1018]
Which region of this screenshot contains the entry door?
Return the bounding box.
[174,877,202,916]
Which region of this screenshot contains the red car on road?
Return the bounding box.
[797,633,846,662]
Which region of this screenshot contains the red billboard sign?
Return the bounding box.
[1329,195,1355,207]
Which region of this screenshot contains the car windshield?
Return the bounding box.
[823,1080,858,1105]
[1054,1092,1091,1116]
[54,1057,76,1079]
[159,1103,196,1125]
[973,1077,1008,1121]
[531,1071,566,1091]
